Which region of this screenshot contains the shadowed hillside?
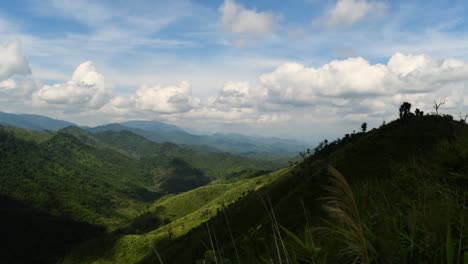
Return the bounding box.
[76,114,468,264]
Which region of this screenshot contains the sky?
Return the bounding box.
[1,0,468,141]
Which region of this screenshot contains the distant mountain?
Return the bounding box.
[91,121,307,158]
[121,120,184,133]
[0,111,76,131]
[0,112,306,158]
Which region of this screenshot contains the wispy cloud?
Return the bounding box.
[315,0,387,28]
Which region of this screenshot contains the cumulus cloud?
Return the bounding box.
[132,81,198,114]
[317,0,387,27]
[260,53,468,107]
[213,81,258,109]
[171,81,290,125]
[255,52,468,130]
[220,0,277,38]
[0,41,31,81]
[98,96,133,116]
[34,61,112,109]
[0,79,40,98]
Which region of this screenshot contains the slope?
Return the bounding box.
[128,114,468,263]
[93,130,278,180]
[62,168,290,264]
[0,126,154,228]
[1,125,282,263]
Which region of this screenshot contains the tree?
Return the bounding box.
[361,123,367,133]
[399,102,412,118]
[433,98,446,115]
[414,108,424,116]
[457,112,468,123]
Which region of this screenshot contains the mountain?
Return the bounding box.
[0,112,306,159]
[62,114,468,263]
[0,125,278,263]
[121,120,184,133]
[92,129,277,179]
[0,111,76,131]
[90,121,306,158]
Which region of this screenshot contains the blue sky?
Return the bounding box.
[1,0,468,141]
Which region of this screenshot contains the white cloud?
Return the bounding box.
[220,0,277,38]
[0,79,17,90]
[112,82,200,114]
[98,96,133,116]
[97,52,468,128]
[213,81,257,109]
[317,0,387,27]
[34,61,112,109]
[0,79,41,101]
[260,53,468,107]
[0,41,31,81]
[132,81,199,114]
[98,79,288,125]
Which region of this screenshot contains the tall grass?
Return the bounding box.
[322,166,373,264]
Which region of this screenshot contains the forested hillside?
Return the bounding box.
[62,112,468,264]
[0,125,277,263]
[2,108,468,263]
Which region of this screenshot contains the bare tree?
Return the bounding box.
[457,112,468,123]
[433,98,446,115]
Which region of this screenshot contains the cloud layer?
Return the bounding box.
[3,51,468,128]
[261,53,468,110]
[220,0,277,38]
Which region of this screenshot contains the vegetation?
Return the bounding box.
[0,125,278,263]
[2,102,468,263]
[111,106,468,263]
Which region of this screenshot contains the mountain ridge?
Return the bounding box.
[0,112,305,158]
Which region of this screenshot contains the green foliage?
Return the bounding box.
[123,115,468,263]
[63,169,288,263]
[94,130,278,180]
[0,125,279,263]
[4,113,468,263]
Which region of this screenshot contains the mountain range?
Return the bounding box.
[0,111,306,159]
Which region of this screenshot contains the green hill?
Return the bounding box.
[3,113,467,263]
[0,125,280,263]
[93,130,278,180]
[62,168,289,263]
[90,122,306,160]
[61,114,468,263]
